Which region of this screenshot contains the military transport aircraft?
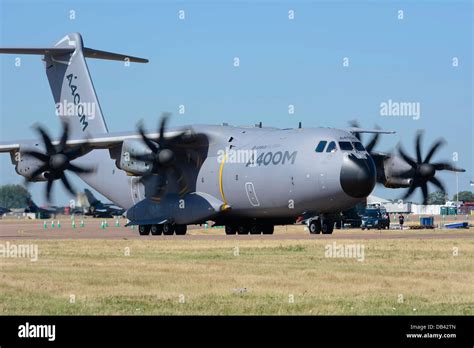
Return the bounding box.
[0,33,464,236]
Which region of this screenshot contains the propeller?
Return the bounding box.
[131,113,201,198]
[349,120,380,153]
[23,122,93,202]
[397,131,465,205]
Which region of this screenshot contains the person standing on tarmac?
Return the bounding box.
[399,214,405,229]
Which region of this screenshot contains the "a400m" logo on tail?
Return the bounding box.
[54,74,96,131]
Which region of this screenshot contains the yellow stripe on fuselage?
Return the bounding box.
[219,153,228,206]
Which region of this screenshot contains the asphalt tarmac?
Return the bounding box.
[0,219,472,240]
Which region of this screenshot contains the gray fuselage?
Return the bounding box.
[73,125,376,222]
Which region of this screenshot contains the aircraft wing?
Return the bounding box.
[370,151,392,159]
[345,128,396,134]
[0,129,188,153]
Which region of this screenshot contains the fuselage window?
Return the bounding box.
[315,141,327,153]
[352,142,365,151]
[338,141,354,151]
[326,141,337,153]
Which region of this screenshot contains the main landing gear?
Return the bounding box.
[225,223,274,235]
[308,218,334,235]
[138,223,187,236]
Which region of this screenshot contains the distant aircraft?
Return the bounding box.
[24,199,58,219]
[0,207,11,216]
[84,189,125,218]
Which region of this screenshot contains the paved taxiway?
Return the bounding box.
[0,219,472,240]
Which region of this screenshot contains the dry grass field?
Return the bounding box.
[1,228,473,315]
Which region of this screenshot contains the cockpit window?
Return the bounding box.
[339,141,354,151]
[352,142,365,151]
[315,141,327,153]
[326,141,337,153]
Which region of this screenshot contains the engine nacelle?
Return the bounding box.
[376,155,414,188]
[15,150,48,181]
[383,177,412,188]
[116,139,154,176]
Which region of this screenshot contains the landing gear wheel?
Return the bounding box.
[150,224,163,235]
[163,223,175,235]
[249,223,262,235]
[139,225,151,236]
[237,225,249,235]
[225,225,237,235]
[175,225,187,235]
[262,225,274,235]
[321,221,334,234]
[309,220,321,234]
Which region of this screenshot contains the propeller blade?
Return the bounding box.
[59,122,69,152]
[22,150,49,162]
[138,122,159,153]
[432,162,466,172]
[428,176,446,193]
[365,134,379,153]
[398,144,417,168]
[423,139,445,164]
[421,182,428,205]
[158,113,171,147]
[67,163,94,174]
[34,125,55,155]
[130,153,156,163]
[60,173,76,196]
[415,131,423,163]
[403,184,417,200]
[64,144,89,161]
[349,120,362,141]
[46,177,54,202]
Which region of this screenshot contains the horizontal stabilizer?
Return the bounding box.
[0,47,147,63]
[0,48,74,56]
[83,48,148,63]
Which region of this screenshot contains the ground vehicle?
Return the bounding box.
[335,202,365,229]
[361,207,390,230]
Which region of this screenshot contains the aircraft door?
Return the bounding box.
[245,182,260,207]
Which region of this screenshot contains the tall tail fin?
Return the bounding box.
[0,33,148,139]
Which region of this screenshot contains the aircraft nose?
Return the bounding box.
[340,154,376,198]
